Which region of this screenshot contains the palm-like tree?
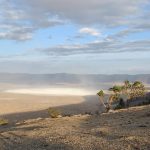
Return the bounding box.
[98,80,146,110]
[108,94,118,105]
[97,90,106,107]
[124,80,130,88]
[109,85,122,94]
[132,81,143,88]
[123,80,131,99]
[108,85,123,107]
[131,81,145,98]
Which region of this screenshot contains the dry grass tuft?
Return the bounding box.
[48,108,61,118]
[0,118,8,126]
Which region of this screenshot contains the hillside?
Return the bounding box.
[0,105,150,150]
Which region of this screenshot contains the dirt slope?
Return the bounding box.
[0,105,150,150]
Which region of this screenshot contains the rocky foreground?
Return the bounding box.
[0,105,150,150]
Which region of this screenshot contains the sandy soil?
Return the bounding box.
[0,92,84,114]
[0,105,150,150]
[0,92,103,122]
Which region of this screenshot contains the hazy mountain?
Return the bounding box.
[0,73,150,86]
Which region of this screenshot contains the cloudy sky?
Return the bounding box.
[0,0,150,74]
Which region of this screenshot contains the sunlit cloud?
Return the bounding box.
[79,28,100,36]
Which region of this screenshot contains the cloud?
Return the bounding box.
[0,0,63,41]
[0,0,149,41]
[35,39,150,56]
[106,11,150,40]
[17,0,147,25]
[66,27,101,41]
[0,24,33,41]
[79,28,100,36]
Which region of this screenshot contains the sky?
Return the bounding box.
[0,0,150,74]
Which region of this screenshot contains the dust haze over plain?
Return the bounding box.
[1,73,150,96]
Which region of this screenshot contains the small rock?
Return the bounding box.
[16,122,22,125]
[57,115,62,118]
[128,121,131,124]
[36,117,43,121]
[73,114,82,117]
[108,109,116,113]
[138,125,147,127]
[43,144,49,147]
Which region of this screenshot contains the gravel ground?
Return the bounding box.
[0,105,150,150]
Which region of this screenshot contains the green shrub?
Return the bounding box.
[141,101,150,105]
[48,108,61,118]
[119,98,125,107]
[114,104,123,110]
[114,98,125,110]
[0,119,8,126]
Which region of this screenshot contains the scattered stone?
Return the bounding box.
[0,105,150,150]
[108,109,116,113]
[145,112,150,117]
[73,114,82,117]
[85,112,92,115]
[16,122,23,125]
[138,125,147,127]
[36,117,43,121]
[23,118,43,124]
[57,115,62,118]
[43,144,49,147]
[128,121,131,124]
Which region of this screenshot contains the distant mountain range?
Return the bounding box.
[0,73,150,86]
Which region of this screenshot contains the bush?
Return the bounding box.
[114,104,123,110]
[0,119,8,126]
[119,98,125,108]
[48,108,61,118]
[141,101,150,105]
[114,98,125,110]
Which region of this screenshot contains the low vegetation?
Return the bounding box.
[97,80,149,111]
[48,108,61,118]
[0,118,8,126]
